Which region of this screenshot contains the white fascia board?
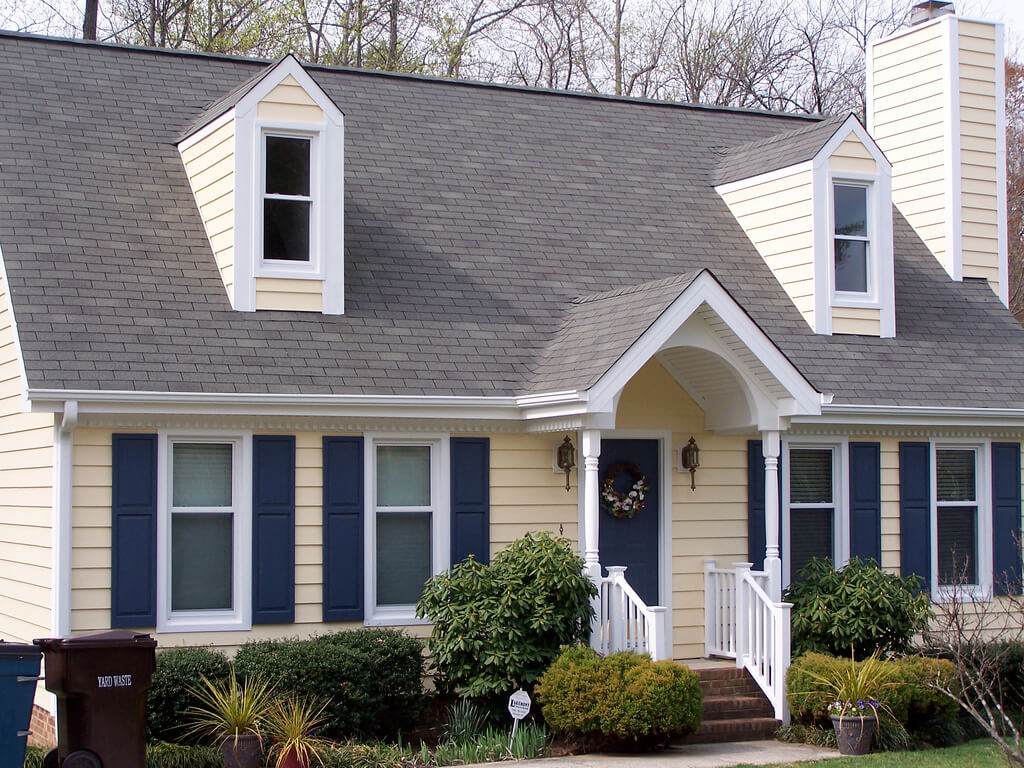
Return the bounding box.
[177,109,234,153]
[799,403,1024,428]
[942,14,963,281]
[713,160,813,196]
[585,271,821,416]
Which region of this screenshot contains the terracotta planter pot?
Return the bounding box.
[219,733,263,768]
[278,748,311,768]
[830,714,877,755]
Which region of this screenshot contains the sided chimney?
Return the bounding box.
[866,2,1008,305]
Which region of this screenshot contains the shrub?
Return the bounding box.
[536,646,702,744]
[146,742,224,768]
[147,647,231,744]
[417,531,597,699]
[232,628,425,741]
[23,746,45,768]
[784,557,932,659]
[787,652,959,730]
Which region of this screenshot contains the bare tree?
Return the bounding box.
[1007,59,1024,322]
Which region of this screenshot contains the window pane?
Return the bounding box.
[790,508,833,581]
[790,449,833,504]
[938,505,978,585]
[172,443,232,507]
[266,136,310,196]
[835,240,868,293]
[171,513,233,611]
[377,446,431,507]
[834,185,867,236]
[264,199,310,262]
[377,512,431,605]
[937,450,976,502]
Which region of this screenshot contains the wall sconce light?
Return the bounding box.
[681,436,700,491]
[556,436,576,492]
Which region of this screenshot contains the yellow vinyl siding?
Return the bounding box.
[615,359,750,660]
[869,22,948,270]
[180,119,236,304]
[257,76,324,123]
[0,267,55,645]
[829,137,878,176]
[720,170,816,328]
[254,278,324,312]
[958,20,1001,297]
[832,306,882,336]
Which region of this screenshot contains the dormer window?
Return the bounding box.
[263,135,313,263]
[833,183,869,295]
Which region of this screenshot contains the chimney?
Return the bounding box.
[866,3,1008,305]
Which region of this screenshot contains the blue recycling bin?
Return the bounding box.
[0,641,42,768]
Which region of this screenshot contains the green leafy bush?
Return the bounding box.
[417,531,597,698]
[232,628,424,741]
[536,646,702,744]
[147,647,231,744]
[784,557,932,659]
[146,742,224,768]
[787,652,959,730]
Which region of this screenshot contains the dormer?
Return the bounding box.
[716,115,895,338]
[177,56,345,314]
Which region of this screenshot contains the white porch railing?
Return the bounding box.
[592,566,669,661]
[704,559,792,723]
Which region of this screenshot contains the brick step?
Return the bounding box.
[680,717,780,744]
[695,667,763,698]
[701,695,775,721]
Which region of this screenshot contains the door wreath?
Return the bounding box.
[600,462,649,519]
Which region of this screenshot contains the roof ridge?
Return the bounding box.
[0,29,824,123]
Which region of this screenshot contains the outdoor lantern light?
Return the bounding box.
[681,436,700,491]
[556,435,576,492]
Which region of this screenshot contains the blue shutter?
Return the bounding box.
[899,442,931,591]
[451,438,490,566]
[322,437,364,621]
[111,434,158,628]
[252,435,295,624]
[992,442,1022,595]
[849,442,882,563]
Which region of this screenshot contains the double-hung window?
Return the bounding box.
[784,443,848,585]
[833,183,870,295]
[263,134,314,264]
[367,437,449,622]
[934,447,982,589]
[159,435,251,632]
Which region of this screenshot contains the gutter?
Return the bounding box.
[801,403,1024,428]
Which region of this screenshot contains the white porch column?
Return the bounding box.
[582,429,602,583]
[762,429,782,601]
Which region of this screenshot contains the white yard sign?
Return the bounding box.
[508,689,531,720]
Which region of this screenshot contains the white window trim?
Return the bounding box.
[258,127,323,278]
[810,115,895,337]
[782,438,849,588]
[830,179,876,305]
[930,439,993,603]
[156,431,253,633]
[363,433,450,625]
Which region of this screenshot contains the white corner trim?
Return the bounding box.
[0,241,33,411]
[585,271,821,418]
[811,165,831,335]
[942,14,963,282]
[995,23,1009,308]
[713,160,813,196]
[233,118,255,312]
[51,423,73,638]
[177,109,234,154]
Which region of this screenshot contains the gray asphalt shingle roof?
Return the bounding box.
[714,115,848,185]
[3,32,1024,408]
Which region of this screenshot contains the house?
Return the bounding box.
[0,0,1018,736]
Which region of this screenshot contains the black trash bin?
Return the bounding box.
[0,641,42,768]
[35,631,157,768]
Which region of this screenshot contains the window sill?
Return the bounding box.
[831,294,881,310]
[932,584,992,604]
[157,612,251,634]
[365,607,430,627]
[256,262,324,280]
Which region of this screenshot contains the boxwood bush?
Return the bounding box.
[232,628,424,741]
[787,652,959,729]
[784,557,932,659]
[536,646,702,745]
[146,646,232,744]
[417,531,597,699]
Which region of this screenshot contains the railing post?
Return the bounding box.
[649,606,668,661]
[762,430,783,602]
[606,566,627,654]
[704,558,717,657]
[733,562,752,670]
[776,601,793,723]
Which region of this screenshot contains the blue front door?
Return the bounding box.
[598,439,660,606]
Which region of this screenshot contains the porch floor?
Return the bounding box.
[675,657,736,670]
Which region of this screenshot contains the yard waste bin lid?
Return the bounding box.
[35,631,156,650]
[0,641,41,658]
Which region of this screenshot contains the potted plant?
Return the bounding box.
[183,673,275,768]
[803,653,897,755]
[265,697,331,768]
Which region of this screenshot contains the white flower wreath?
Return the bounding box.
[600,462,649,519]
